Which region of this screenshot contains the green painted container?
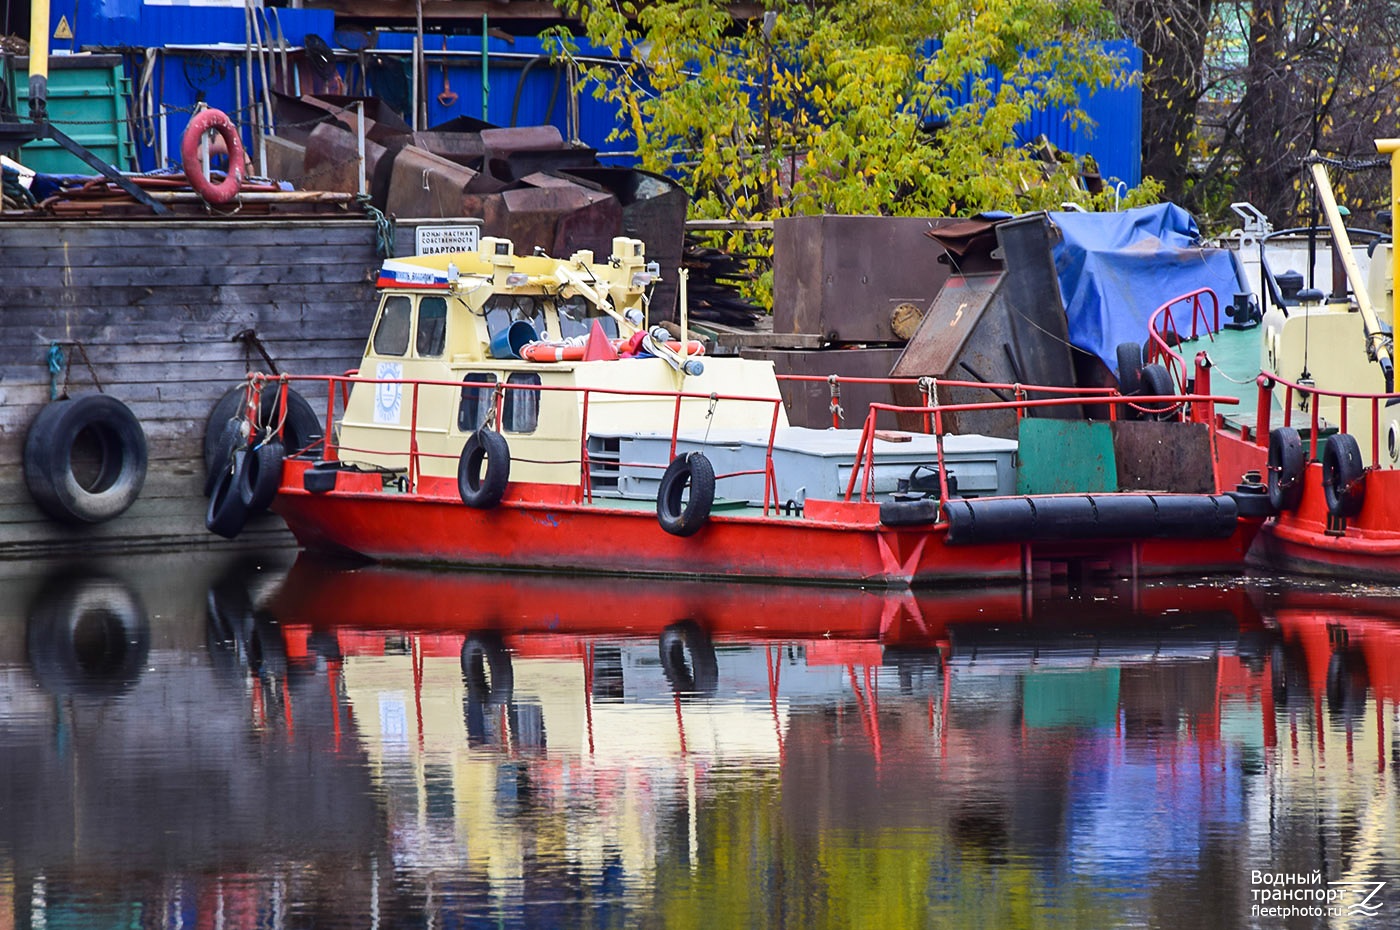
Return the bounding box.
[1016,418,1117,494]
[7,54,134,174]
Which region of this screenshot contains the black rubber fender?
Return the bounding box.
[1115,341,1143,397]
[458,429,511,508]
[203,384,322,471]
[461,631,514,705]
[880,498,938,526]
[25,572,151,697]
[658,620,718,696]
[1322,432,1366,518]
[1227,485,1276,519]
[238,441,286,513]
[24,394,148,525]
[303,462,341,494]
[1267,427,1305,512]
[206,450,250,539]
[1137,363,1177,420]
[943,494,1238,545]
[203,415,245,497]
[657,452,715,537]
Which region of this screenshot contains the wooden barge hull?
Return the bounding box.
[0,216,398,558]
[273,462,1263,588]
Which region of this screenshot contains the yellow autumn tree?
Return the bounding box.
[547,0,1154,222]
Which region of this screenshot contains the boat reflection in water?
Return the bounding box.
[1,555,1397,928]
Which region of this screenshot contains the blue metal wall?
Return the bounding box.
[58,4,1141,188]
[1014,41,1142,189]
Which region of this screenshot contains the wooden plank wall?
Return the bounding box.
[0,216,419,558]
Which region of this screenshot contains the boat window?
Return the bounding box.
[416,296,448,357]
[372,295,412,357]
[503,373,542,434]
[458,373,498,432]
[484,295,543,342]
[557,294,619,341]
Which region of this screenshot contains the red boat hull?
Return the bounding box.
[273,460,1260,587]
[1216,429,1400,582]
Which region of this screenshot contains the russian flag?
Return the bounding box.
[376,260,451,289]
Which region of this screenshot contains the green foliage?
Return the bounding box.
[548,0,1144,224]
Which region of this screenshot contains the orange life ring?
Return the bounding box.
[181,108,246,205]
[521,342,587,363]
[519,339,706,363]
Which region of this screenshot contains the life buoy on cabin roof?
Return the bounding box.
[181,108,246,205]
[519,339,706,363]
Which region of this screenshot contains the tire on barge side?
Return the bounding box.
[23,394,148,524]
[203,385,321,496]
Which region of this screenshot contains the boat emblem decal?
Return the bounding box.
[375,362,403,424]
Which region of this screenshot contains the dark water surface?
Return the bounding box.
[1,550,1397,929]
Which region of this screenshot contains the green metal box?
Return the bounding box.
[6,54,134,174]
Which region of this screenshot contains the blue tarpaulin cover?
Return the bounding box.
[1049,203,1245,376]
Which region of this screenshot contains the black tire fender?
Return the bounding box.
[458,429,511,508]
[206,450,250,539]
[1136,363,1176,420]
[657,452,715,537]
[203,385,321,472]
[1322,432,1366,518]
[303,463,341,494]
[1267,427,1305,512]
[238,441,286,513]
[23,394,148,524]
[203,415,245,497]
[880,498,938,526]
[1227,487,1276,519]
[1115,341,1143,397]
[658,620,718,696]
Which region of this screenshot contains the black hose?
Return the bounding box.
[510,55,562,128]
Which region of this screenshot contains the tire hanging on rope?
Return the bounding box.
[1322,432,1366,518]
[656,452,715,537]
[1267,427,1305,512]
[458,429,511,508]
[23,394,148,525]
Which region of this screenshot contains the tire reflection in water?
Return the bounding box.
[26,570,150,697]
[658,619,718,697]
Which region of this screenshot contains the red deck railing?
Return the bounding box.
[1146,287,1222,393]
[1246,369,1400,463]
[238,370,1239,511]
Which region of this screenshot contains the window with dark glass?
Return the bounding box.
[458,373,498,432]
[416,296,448,357]
[503,372,541,433]
[483,295,544,342]
[372,295,412,356]
[556,294,619,340]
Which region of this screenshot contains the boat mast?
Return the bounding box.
[1309,158,1395,392]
